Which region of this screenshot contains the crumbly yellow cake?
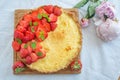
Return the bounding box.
[27,9,82,73]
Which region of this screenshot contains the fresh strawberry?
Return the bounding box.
[20,48,29,58]
[50,22,57,31]
[13,61,25,70]
[13,61,25,73]
[16,25,26,33]
[25,56,32,64]
[19,20,29,28]
[22,36,30,43]
[21,43,28,49]
[12,41,20,51]
[24,31,35,41]
[70,60,82,71]
[30,53,38,62]
[38,7,48,15]
[42,20,51,32]
[43,5,54,14]
[53,6,62,16]
[31,10,39,21]
[14,30,24,40]
[23,14,32,22]
[36,30,48,42]
[36,49,46,59]
[49,14,57,22]
[27,45,32,53]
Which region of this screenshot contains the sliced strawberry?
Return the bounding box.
[42,19,51,32]
[25,56,32,64]
[19,20,29,28]
[21,43,28,49]
[23,14,32,22]
[30,53,38,62]
[50,22,57,31]
[14,30,24,40]
[16,25,26,33]
[20,48,29,58]
[70,60,82,71]
[25,31,35,41]
[13,61,25,70]
[43,5,54,14]
[53,6,62,16]
[36,49,46,59]
[38,7,48,15]
[31,10,39,21]
[27,45,32,53]
[49,14,57,22]
[12,41,20,51]
[36,30,48,42]
[22,36,30,43]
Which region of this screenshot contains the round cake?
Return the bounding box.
[12,5,82,73]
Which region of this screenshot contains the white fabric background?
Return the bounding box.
[0,0,120,80]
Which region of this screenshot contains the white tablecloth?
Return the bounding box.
[0,0,120,80]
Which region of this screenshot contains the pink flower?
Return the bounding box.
[80,18,89,28]
[96,2,115,20]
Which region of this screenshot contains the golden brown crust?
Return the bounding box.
[13,8,82,74]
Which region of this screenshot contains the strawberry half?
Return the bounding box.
[36,49,46,59]
[49,13,57,22]
[50,22,57,31]
[16,25,26,33]
[13,61,25,73]
[43,5,54,14]
[20,48,29,58]
[12,41,20,51]
[70,60,82,71]
[36,30,48,42]
[53,6,62,16]
[25,56,32,64]
[14,30,24,40]
[23,14,32,22]
[30,53,38,62]
[19,20,29,28]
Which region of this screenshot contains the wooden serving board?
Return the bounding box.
[13,8,82,74]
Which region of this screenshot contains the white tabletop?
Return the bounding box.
[0,0,120,80]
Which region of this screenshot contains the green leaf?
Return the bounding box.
[15,38,22,44]
[37,13,42,19]
[29,21,32,26]
[15,68,25,73]
[39,31,45,40]
[37,52,43,56]
[31,27,35,33]
[85,0,101,19]
[24,44,28,49]
[74,0,89,8]
[90,0,99,2]
[42,13,50,22]
[33,22,38,26]
[31,42,36,49]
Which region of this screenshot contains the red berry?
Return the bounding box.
[70,60,82,71]
[19,20,29,28]
[36,49,46,59]
[49,14,57,22]
[27,45,32,53]
[25,56,32,64]
[31,10,39,21]
[38,8,48,15]
[43,5,54,14]
[16,25,26,33]
[20,48,29,58]
[53,6,62,16]
[13,61,24,70]
[30,53,38,62]
[23,14,32,22]
[12,41,20,51]
[50,22,57,31]
[14,30,24,40]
